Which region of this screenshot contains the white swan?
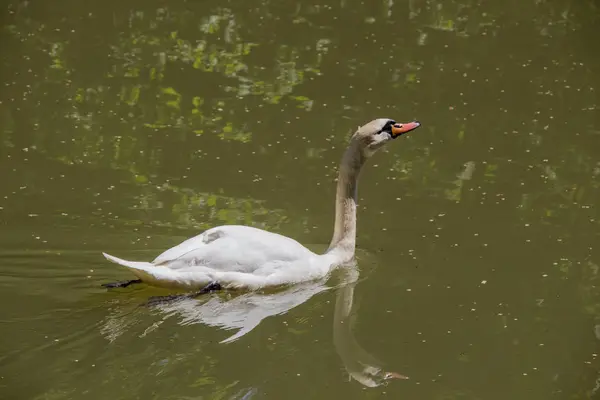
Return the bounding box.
[102,118,420,294]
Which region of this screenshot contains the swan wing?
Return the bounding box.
[152,225,315,273]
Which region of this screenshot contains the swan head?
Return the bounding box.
[353,118,421,157]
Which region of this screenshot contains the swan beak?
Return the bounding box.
[384,371,410,380]
[391,121,421,138]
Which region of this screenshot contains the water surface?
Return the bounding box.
[1,0,600,398]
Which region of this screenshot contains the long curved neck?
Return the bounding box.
[327,140,366,260]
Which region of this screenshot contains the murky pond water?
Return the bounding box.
[1,0,600,398]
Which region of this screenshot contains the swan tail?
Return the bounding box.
[102,252,211,289]
[102,252,164,282]
[103,252,154,270]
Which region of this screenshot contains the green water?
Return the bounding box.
[1,0,600,398]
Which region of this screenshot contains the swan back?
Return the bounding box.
[152,225,317,271]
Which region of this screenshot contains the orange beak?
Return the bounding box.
[391,121,421,138]
[384,371,410,380]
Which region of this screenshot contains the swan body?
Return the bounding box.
[102,118,420,292]
[103,225,334,290]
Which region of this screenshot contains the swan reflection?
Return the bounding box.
[100,264,406,387]
[154,279,329,343]
[333,265,408,387]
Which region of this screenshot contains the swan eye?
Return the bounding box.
[379,120,396,134]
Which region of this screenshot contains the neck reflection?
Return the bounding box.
[333,265,408,387]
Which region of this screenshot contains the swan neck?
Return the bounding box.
[328,140,365,259]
